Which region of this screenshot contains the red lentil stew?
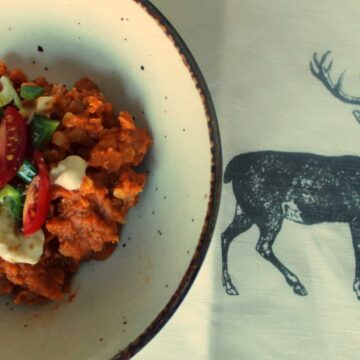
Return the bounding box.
[0,61,152,304]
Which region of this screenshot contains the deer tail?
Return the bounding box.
[224,157,238,184]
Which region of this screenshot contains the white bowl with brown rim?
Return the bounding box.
[0,0,221,359]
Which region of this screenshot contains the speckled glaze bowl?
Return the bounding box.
[0,0,221,359]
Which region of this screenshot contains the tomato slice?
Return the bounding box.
[0,106,28,188]
[22,151,51,236]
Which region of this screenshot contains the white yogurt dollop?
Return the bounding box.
[50,155,87,191]
[0,208,44,265]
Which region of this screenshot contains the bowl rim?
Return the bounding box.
[115,1,222,359]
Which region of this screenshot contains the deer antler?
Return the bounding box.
[310,51,360,105]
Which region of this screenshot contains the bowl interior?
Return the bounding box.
[0,1,217,359]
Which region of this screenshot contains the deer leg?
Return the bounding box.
[221,205,253,295]
[256,225,308,296]
[350,219,360,300]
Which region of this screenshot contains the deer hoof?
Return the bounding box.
[226,287,239,296]
[224,282,239,296]
[293,283,308,296]
[353,289,360,300]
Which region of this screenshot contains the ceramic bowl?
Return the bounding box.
[0,0,221,359]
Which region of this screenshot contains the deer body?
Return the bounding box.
[222,51,360,299]
[225,152,360,225]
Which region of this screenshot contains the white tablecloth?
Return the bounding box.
[137,1,360,359]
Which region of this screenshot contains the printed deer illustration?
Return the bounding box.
[222,51,360,299]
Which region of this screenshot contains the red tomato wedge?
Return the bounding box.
[0,106,28,188]
[23,151,51,236]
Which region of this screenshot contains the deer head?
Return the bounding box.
[310,51,360,123]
